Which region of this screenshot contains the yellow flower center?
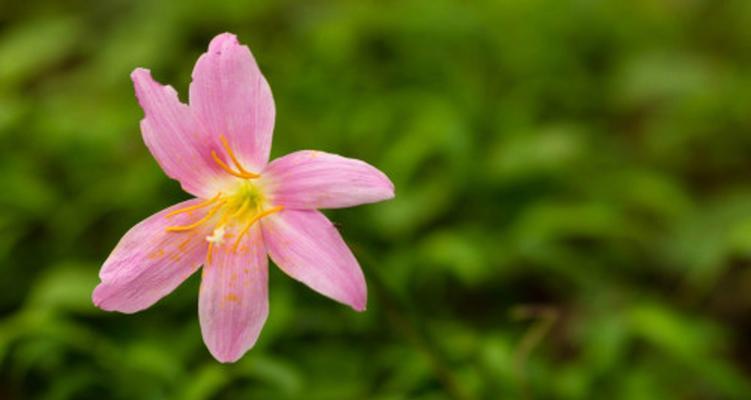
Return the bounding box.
[163,135,283,265]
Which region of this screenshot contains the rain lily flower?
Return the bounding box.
[92,33,394,362]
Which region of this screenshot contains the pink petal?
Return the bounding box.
[262,151,395,210]
[199,225,268,363]
[189,32,275,173]
[92,199,212,313]
[132,69,228,198]
[261,209,367,311]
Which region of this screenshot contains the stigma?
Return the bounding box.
[206,226,226,244]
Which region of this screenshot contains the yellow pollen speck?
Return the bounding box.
[148,248,165,260]
[178,236,193,252]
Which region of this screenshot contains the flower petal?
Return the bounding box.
[189,32,275,173]
[263,151,395,210]
[262,209,366,311]
[199,225,268,363]
[132,68,228,197]
[92,199,212,313]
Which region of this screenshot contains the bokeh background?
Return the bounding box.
[2,0,751,398]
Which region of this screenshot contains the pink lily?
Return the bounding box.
[92,33,395,363]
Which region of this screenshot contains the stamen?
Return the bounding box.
[211,151,257,179]
[219,135,260,178]
[207,242,214,265]
[166,201,225,232]
[165,193,222,218]
[215,207,233,229]
[233,205,284,251]
[210,135,260,179]
[231,199,251,218]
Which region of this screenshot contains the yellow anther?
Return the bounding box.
[165,193,223,218]
[165,201,225,232]
[219,135,260,178]
[233,205,284,251]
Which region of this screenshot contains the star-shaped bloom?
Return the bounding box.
[92,33,395,362]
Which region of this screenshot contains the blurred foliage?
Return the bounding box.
[1,0,751,398]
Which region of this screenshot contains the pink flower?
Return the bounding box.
[92,33,395,363]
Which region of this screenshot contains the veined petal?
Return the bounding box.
[199,225,269,363]
[263,151,394,210]
[189,33,275,173]
[92,199,212,313]
[262,209,366,311]
[132,68,228,197]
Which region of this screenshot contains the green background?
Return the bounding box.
[2,0,751,398]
